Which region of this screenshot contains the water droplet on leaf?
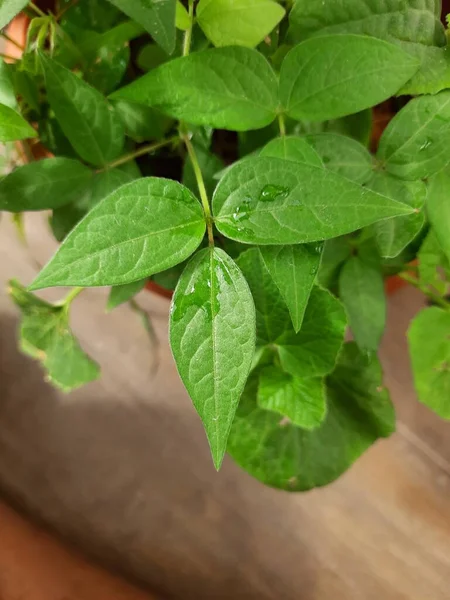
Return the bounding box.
[258,184,289,203]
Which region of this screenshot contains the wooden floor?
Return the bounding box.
[0,214,449,599]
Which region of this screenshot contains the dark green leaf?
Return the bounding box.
[197,0,285,48]
[318,236,351,290]
[257,367,326,429]
[41,53,125,167]
[259,135,323,167]
[11,67,40,112]
[377,91,450,180]
[112,99,170,141]
[408,307,450,419]
[112,46,279,131]
[169,247,256,469]
[107,278,147,311]
[0,158,93,212]
[339,256,386,352]
[213,156,414,245]
[8,280,100,392]
[60,0,122,34]
[279,34,419,122]
[259,243,323,332]
[0,103,36,142]
[427,167,450,264]
[30,178,206,289]
[136,43,169,71]
[0,0,28,29]
[106,0,176,54]
[228,342,395,491]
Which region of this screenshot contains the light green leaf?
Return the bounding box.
[112,46,278,131]
[228,342,395,491]
[257,367,326,429]
[0,103,36,142]
[279,34,419,122]
[0,0,28,29]
[408,307,450,419]
[212,156,414,245]
[427,167,450,264]
[259,243,323,332]
[260,135,323,167]
[0,158,93,212]
[369,172,425,258]
[288,0,444,46]
[176,0,190,30]
[30,178,206,290]
[304,133,373,183]
[197,0,285,48]
[107,278,147,312]
[169,247,256,469]
[399,46,450,96]
[418,230,450,296]
[41,53,125,167]
[112,99,170,142]
[8,280,100,392]
[377,90,450,180]
[0,60,17,109]
[339,256,386,352]
[106,0,176,54]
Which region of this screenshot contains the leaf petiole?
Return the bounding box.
[399,272,449,310]
[278,113,286,136]
[182,0,195,57]
[61,287,84,312]
[102,136,179,170]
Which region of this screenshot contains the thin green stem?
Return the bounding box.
[182,132,214,246]
[28,2,47,17]
[182,0,195,57]
[399,272,449,310]
[103,136,178,170]
[0,52,18,62]
[63,287,83,307]
[278,113,286,136]
[55,0,78,20]
[0,31,25,51]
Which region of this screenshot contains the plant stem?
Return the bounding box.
[0,31,25,51]
[103,137,178,170]
[399,272,449,310]
[28,2,47,17]
[0,52,18,62]
[55,0,78,20]
[182,0,195,57]
[63,287,83,307]
[182,132,214,246]
[278,113,286,136]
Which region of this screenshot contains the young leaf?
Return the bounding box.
[0,103,37,142]
[260,135,323,167]
[40,53,125,167]
[408,307,450,420]
[8,280,100,392]
[0,60,17,109]
[279,34,419,122]
[369,172,426,258]
[107,278,147,312]
[227,342,395,491]
[112,47,278,131]
[30,178,206,290]
[305,133,373,184]
[197,0,285,48]
[259,243,323,332]
[427,168,450,264]
[377,91,450,180]
[212,156,414,245]
[106,0,176,54]
[257,367,326,429]
[0,158,93,212]
[169,247,256,469]
[0,0,28,29]
[339,256,386,352]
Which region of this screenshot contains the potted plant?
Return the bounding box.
[1,0,449,491]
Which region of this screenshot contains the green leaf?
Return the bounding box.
[369,172,426,258]
[257,367,326,429]
[112,46,279,131]
[377,91,450,180]
[408,307,450,420]
[0,103,36,142]
[227,342,395,491]
[197,0,285,48]
[398,46,450,96]
[318,236,351,290]
[0,158,93,212]
[169,247,256,469]
[41,53,125,167]
[112,99,170,142]
[136,43,169,71]
[11,67,40,112]
[259,135,323,167]
[259,243,323,332]
[0,60,17,109]
[107,278,147,311]
[106,0,176,54]
[418,230,450,296]
[0,0,28,29]
[279,34,419,122]
[304,133,373,184]
[427,167,450,264]
[212,156,414,245]
[183,142,224,198]
[30,178,206,290]
[176,0,190,29]
[339,256,386,352]
[8,280,100,392]
[288,0,445,46]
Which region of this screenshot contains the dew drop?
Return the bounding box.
[258,184,289,203]
[419,138,433,151]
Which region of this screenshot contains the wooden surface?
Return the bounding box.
[0,214,449,599]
